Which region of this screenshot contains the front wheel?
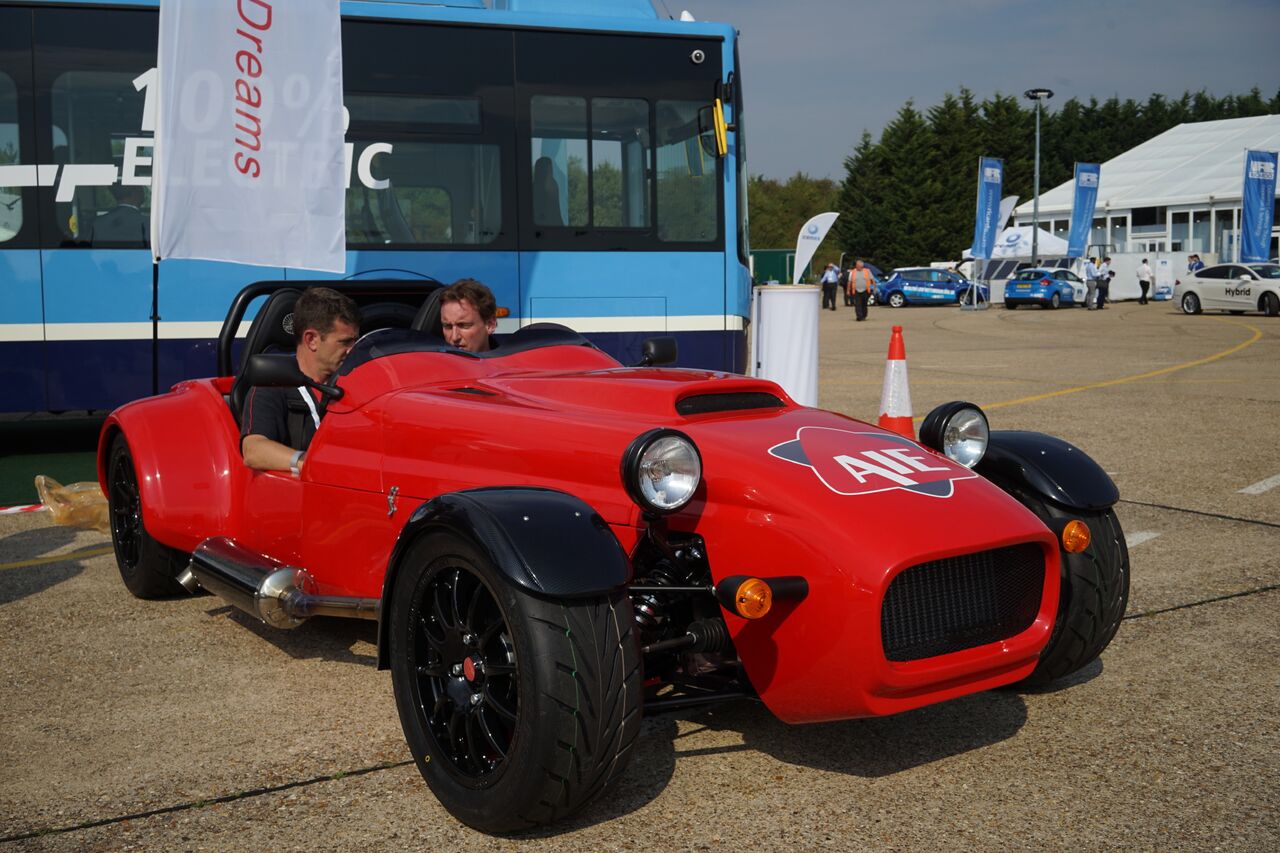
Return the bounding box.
[887,292,906,308]
[1006,488,1129,687]
[389,532,642,833]
[106,434,187,598]
[1181,292,1202,315]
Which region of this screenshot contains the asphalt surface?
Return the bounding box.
[2,299,1278,851]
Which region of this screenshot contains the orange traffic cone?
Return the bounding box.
[878,325,914,439]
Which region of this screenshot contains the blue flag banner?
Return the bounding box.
[971,157,1003,260]
[1240,149,1277,263]
[1066,162,1100,258]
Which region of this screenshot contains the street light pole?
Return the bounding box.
[1024,88,1053,265]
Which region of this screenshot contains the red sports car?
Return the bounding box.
[100,281,1128,833]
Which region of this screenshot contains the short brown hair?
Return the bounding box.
[293,287,360,343]
[440,278,497,323]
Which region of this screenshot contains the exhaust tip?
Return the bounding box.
[176,565,201,594]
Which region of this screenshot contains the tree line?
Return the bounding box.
[749,88,1280,276]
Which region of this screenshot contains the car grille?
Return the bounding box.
[880,543,1045,662]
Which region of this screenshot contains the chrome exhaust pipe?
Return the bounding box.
[184,537,379,629]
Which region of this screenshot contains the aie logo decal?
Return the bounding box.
[769,427,977,498]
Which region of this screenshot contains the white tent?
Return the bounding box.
[964,225,1070,259]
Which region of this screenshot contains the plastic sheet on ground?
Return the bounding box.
[34,475,110,534]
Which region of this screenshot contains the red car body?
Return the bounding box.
[100,337,1059,723]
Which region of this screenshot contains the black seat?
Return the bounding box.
[410,288,446,341]
[229,288,302,425]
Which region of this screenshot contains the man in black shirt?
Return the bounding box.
[240,287,360,475]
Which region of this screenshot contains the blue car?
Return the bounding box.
[877,267,988,307]
[1003,268,1084,309]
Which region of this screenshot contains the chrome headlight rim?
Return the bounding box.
[919,401,990,469]
[620,428,703,514]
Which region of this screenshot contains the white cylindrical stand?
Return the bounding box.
[751,284,819,407]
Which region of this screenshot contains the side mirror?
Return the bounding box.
[634,337,678,367]
[244,353,344,400]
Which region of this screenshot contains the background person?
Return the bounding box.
[819,263,839,311]
[1138,258,1153,304]
[440,278,498,352]
[1097,256,1113,308]
[848,260,875,322]
[241,287,360,474]
[1084,257,1102,310]
[89,184,148,244]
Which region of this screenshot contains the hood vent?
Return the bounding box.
[676,392,784,416]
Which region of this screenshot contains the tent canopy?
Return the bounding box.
[964,225,1069,259]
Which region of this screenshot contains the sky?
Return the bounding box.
[676,0,1280,180]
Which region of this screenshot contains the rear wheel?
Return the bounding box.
[106,434,187,598]
[389,532,642,833]
[1003,487,1129,687]
[1263,292,1280,317]
[1181,292,1202,315]
[1049,292,1061,309]
[887,292,906,308]
[1004,301,1017,310]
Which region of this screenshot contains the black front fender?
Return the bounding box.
[376,487,631,668]
[977,430,1118,511]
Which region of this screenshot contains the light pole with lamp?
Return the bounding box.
[1024,88,1053,264]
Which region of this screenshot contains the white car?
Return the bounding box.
[1174,263,1280,316]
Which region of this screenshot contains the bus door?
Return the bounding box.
[33,6,158,410]
[0,7,44,412]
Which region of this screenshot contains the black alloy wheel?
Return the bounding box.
[390,532,642,833]
[107,434,186,598]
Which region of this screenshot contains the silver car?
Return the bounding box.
[1174,263,1280,316]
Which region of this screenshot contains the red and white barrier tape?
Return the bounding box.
[0,504,47,515]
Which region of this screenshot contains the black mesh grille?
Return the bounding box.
[881,543,1044,662]
[676,392,784,416]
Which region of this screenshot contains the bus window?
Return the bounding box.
[657,100,716,242]
[591,98,650,229]
[345,140,502,247]
[49,69,150,246]
[0,74,21,243]
[530,95,587,228]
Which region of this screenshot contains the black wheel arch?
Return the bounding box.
[377,487,631,669]
[977,430,1118,512]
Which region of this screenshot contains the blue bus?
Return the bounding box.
[0,0,749,414]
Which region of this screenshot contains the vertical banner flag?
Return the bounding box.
[792,212,839,284]
[1240,149,1278,263]
[1066,162,1100,258]
[152,0,346,272]
[970,158,1002,260]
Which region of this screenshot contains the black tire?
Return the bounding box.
[1181,292,1202,315]
[1049,292,1061,309]
[887,292,906,308]
[1004,301,1017,310]
[1003,487,1129,687]
[106,434,188,599]
[389,532,642,833]
[1263,292,1280,317]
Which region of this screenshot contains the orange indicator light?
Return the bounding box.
[734,578,772,620]
[1062,520,1091,553]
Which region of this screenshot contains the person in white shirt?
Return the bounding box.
[1137,259,1153,305]
[1096,257,1112,309]
[1083,257,1101,310]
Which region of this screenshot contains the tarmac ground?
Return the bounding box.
[1,298,1278,851]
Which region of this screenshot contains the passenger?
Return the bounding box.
[440,278,498,352]
[241,287,360,475]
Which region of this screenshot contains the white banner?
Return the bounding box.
[152,0,346,272]
[792,212,839,284]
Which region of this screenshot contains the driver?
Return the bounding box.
[241,287,360,475]
[440,278,498,352]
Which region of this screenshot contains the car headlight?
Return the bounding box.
[621,429,702,513]
[919,402,989,468]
